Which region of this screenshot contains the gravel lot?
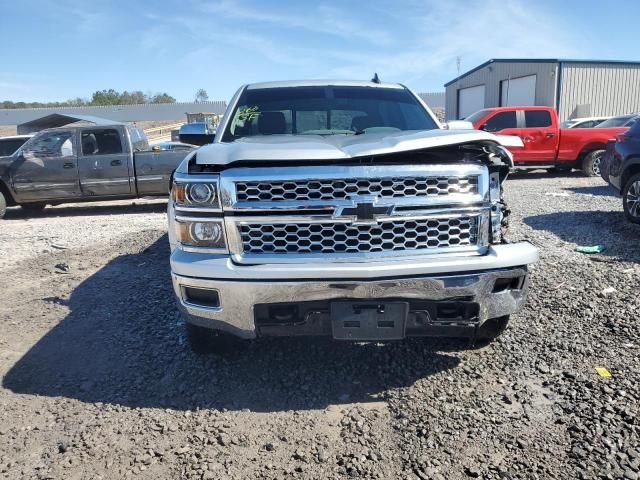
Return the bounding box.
[0,173,638,480]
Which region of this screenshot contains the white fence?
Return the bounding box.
[0,101,227,126]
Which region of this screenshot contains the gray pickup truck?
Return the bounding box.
[0,124,193,218]
[168,80,539,353]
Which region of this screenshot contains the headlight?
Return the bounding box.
[172,179,220,209]
[176,219,227,250]
[188,183,215,204]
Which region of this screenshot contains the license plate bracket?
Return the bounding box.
[331,301,408,341]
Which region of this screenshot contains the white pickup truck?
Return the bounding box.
[167,80,538,353]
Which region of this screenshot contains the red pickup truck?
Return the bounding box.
[466,106,628,176]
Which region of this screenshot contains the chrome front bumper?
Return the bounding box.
[170,242,538,339]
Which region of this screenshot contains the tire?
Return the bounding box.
[476,315,510,341]
[622,173,640,224]
[21,203,47,211]
[0,191,6,219]
[186,322,247,355]
[581,150,605,177]
[599,154,611,183]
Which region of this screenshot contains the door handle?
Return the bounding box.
[63,162,75,169]
[111,159,122,166]
[524,136,534,142]
[546,133,556,138]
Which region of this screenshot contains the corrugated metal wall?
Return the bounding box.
[445,62,558,120]
[418,92,445,109]
[0,101,227,126]
[559,63,640,121]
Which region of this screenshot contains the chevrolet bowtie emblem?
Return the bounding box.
[335,201,393,224]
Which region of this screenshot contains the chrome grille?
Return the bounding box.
[235,176,479,202]
[239,217,478,255]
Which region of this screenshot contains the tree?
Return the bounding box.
[150,93,176,104]
[1,88,177,109]
[119,90,146,105]
[90,89,121,106]
[195,88,209,103]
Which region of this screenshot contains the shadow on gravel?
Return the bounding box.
[564,185,617,197]
[3,201,167,220]
[3,234,461,412]
[524,210,640,261]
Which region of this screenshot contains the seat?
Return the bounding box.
[258,112,286,135]
[82,137,97,155]
[100,135,122,154]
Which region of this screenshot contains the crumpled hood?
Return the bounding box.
[194,129,522,165]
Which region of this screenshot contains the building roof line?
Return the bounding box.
[444,58,640,87]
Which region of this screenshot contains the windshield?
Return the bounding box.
[464,109,490,125]
[596,115,635,128]
[222,86,438,141]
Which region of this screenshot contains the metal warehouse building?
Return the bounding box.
[445,59,640,121]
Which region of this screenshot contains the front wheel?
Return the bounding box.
[581,150,605,177]
[622,173,640,224]
[0,191,6,219]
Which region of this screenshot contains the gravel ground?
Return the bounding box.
[0,173,638,480]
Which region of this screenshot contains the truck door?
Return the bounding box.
[11,130,80,202]
[478,110,523,161]
[518,109,559,162]
[78,128,132,196]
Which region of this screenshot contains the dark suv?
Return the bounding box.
[603,119,640,223]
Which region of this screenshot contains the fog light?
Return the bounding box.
[191,222,222,243]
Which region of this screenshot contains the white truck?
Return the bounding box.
[167,80,538,352]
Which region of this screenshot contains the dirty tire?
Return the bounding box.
[599,155,611,183]
[581,150,605,177]
[622,173,640,224]
[21,203,47,211]
[476,315,510,341]
[0,191,6,219]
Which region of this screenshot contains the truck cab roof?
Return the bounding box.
[245,79,405,90]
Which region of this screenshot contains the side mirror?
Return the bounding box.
[444,120,474,130]
[479,123,489,131]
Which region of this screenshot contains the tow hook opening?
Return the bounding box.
[267,305,300,324]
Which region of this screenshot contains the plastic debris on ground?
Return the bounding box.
[595,367,612,378]
[575,245,605,254]
[544,192,571,197]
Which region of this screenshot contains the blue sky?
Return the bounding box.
[1,0,638,103]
